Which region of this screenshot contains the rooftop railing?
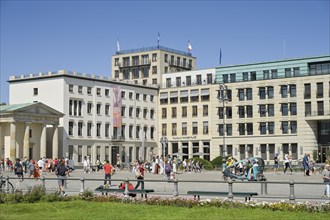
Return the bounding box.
[115,45,193,57]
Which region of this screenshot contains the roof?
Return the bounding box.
[0,102,64,116]
[0,103,35,112]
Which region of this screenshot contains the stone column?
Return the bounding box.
[9,122,16,161]
[23,123,30,159]
[40,124,47,158]
[52,124,59,159]
[188,141,193,158]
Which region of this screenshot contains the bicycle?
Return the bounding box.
[0,175,14,193]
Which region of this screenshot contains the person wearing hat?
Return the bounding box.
[274,153,279,174]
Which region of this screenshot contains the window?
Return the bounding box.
[218,107,224,119]
[97,123,101,137]
[207,74,213,84]
[192,106,198,117]
[263,70,269,79]
[78,86,83,94]
[172,123,177,135]
[87,122,92,136]
[152,53,157,62]
[281,121,289,134]
[150,95,154,102]
[143,108,147,118]
[129,125,133,138]
[238,89,245,101]
[267,86,274,99]
[238,106,245,118]
[141,67,148,78]
[136,108,140,118]
[218,124,224,136]
[260,105,266,117]
[192,122,198,135]
[78,122,83,136]
[259,87,266,99]
[182,123,187,135]
[129,92,133,99]
[289,85,296,97]
[33,88,38,95]
[114,58,119,66]
[150,109,155,119]
[238,123,245,135]
[230,73,236,82]
[226,107,232,119]
[164,54,168,63]
[281,85,288,98]
[78,146,82,162]
[105,123,110,137]
[96,88,101,96]
[152,66,157,74]
[246,88,252,100]
[182,106,187,117]
[105,89,109,97]
[150,127,154,139]
[143,94,147,101]
[247,123,253,135]
[285,68,291,77]
[97,104,101,115]
[268,122,274,134]
[105,104,110,116]
[114,70,119,78]
[129,107,133,117]
[271,69,278,79]
[186,76,191,86]
[203,105,208,116]
[69,84,74,92]
[136,93,140,100]
[281,103,288,116]
[317,101,324,115]
[260,122,267,135]
[164,67,168,73]
[243,72,249,81]
[171,107,177,118]
[121,91,125,99]
[250,71,256,80]
[317,82,323,98]
[268,104,274,116]
[247,106,253,118]
[293,67,300,76]
[203,121,208,134]
[176,77,181,87]
[132,68,139,79]
[162,124,167,136]
[223,74,228,83]
[226,124,232,136]
[162,108,167,119]
[290,121,297,133]
[304,83,311,99]
[136,125,140,138]
[196,75,202,85]
[69,121,73,135]
[290,103,297,115]
[87,87,92,95]
[305,102,311,116]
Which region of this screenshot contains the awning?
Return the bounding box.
[160,92,168,99]
[180,90,189,97]
[201,89,210,96]
[170,91,178,98]
[190,90,199,97]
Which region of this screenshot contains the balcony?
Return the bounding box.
[169,60,192,70]
[111,135,125,142]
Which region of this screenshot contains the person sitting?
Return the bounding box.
[119,182,136,197]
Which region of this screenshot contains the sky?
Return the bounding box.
[1,0,329,104]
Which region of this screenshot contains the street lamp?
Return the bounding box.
[218,84,228,171]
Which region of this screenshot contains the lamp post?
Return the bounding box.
[218,84,228,171]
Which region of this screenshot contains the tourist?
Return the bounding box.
[283,154,292,174]
[28,159,35,178]
[273,153,279,174]
[303,153,310,176]
[55,159,68,196]
[322,164,330,197]
[134,161,145,197]
[103,160,114,187]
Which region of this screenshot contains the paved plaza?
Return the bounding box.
[3,168,329,203]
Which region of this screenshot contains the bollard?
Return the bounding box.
[173,179,179,197]
[261,181,264,195]
[227,179,233,200]
[80,177,85,193]
[289,180,295,203]
[124,178,129,196]
[264,179,268,195]
[40,176,46,192]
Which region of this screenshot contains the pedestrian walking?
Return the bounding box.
[274,153,279,174]
[322,164,330,197]
[55,159,68,196]
[283,154,292,174]
[103,160,114,187]
[303,153,310,176]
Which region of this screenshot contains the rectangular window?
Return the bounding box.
[87,87,92,95]
[203,105,208,116]
[105,104,110,116]
[192,122,198,135]
[246,105,253,118]
[176,77,181,87]
[33,88,38,95]
[87,122,92,136]
[223,74,228,83]
[207,74,213,84]
[172,123,177,136]
[282,121,289,134]
[78,146,82,163]
[281,103,288,116]
[78,86,83,94]
[305,102,311,116]
[290,121,297,133]
[129,125,133,138]
[289,85,296,97]
[97,104,101,115]
[172,107,177,118]
[293,67,300,76]
[96,88,101,96]
[268,122,274,134]
[290,103,297,115]
[285,68,291,77]
[260,105,266,117]
[162,124,167,136]
[271,69,278,79]
[246,88,252,100]
[317,82,323,98]
[260,122,267,135]
[150,109,154,119]
[186,76,191,86]
[238,123,245,135]
[238,106,245,118]
[243,72,249,81]
[218,124,224,136]
[105,123,110,138]
[226,124,232,136]
[192,106,198,117]
[78,122,83,136]
[182,106,187,117]
[250,71,256,81]
[238,89,245,101]
[247,123,253,135]
[263,70,269,79]
[259,87,266,99]
[281,85,288,98]
[230,73,236,82]
[69,84,74,92]
[268,104,274,117]
[317,101,324,115]
[203,121,208,134]
[304,83,311,99]
[182,123,187,135]
[136,125,140,138]
[267,86,274,99]
[69,121,73,136]
[97,123,101,137]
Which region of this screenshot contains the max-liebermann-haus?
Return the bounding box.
[0,45,329,166]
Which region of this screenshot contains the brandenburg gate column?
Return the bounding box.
[9,122,16,160]
[23,123,30,158]
[40,124,47,158]
[52,124,59,159]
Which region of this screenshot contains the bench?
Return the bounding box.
[187,191,258,201]
[95,186,154,198]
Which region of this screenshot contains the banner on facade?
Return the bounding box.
[113,86,122,127]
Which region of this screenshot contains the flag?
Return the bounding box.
[157,32,160,47]
[219,48,222,65]
[116,38,120,52]
[188,40,192,51]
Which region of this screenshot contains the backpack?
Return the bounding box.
[16,163,23,174]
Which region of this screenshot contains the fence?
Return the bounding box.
[1,175,328,203]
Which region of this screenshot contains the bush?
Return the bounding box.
[80,189,95,201]
[211,156,224,169]
[24,185,45,203]
[41,192,63,202]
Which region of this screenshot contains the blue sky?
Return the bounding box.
[1,0,329,104]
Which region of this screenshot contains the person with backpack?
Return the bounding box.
[55,159,68,196]
[164,160,172,180]
[14,158,24,180]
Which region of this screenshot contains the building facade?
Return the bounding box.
[7,71,159,165]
